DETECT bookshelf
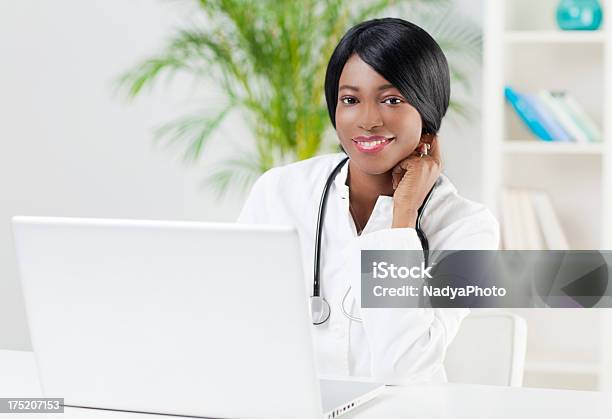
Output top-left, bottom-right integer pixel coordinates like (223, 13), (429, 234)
(483, 0), (612, 250)
(482, 0), (612, 391)
(502, 140), (604, 154)
(504, 30), (606, 43)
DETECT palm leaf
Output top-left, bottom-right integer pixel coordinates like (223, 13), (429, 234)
(153, 104), (232, 162)
(447, 99), (476, 122)
(115, 56), (189, 98)
(118, 0), (482, 196)
(205, 151), (262, 197)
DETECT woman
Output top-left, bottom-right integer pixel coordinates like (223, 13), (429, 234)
(237, 18), (499, 384)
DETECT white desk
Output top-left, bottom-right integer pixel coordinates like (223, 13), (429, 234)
(1, 349), (610, 419)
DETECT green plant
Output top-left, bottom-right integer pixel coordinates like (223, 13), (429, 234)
(117, 0), (481, 196)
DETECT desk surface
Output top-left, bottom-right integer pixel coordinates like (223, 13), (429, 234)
(1, 349), (610, 419)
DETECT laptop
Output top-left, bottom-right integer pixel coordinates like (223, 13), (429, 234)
(12, 216), (383, 419)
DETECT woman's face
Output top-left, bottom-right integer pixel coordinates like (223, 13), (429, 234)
(335, 53), (423, 175)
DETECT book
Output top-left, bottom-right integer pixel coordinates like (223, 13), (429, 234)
(510, 188), (526, 249)
(554, 92), (602, 143)
(500, 188), (516, 250)
(518, 189), (544, 250)
(505, 86), (555, 141)
(500, 188), (568, 250)
(538, 90), (590, 143)
(530, 191), (570, 250)
(523, 94), (572, 142)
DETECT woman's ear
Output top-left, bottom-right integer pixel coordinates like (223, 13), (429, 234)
(420, 132), (436, 145)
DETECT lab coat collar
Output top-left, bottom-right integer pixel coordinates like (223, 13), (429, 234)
(332, 155), (350, 200)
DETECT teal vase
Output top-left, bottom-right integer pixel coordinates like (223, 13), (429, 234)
(556, 0), (603, 30)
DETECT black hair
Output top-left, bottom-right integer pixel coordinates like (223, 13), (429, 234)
(324, 17), (450, 135)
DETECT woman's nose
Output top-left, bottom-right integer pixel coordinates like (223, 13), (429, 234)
(359, 120), (383, 132)
(358, 104), (383, 131)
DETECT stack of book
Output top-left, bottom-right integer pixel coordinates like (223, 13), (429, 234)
(500, 188), (569, 250)
(505, 86), (602, 143)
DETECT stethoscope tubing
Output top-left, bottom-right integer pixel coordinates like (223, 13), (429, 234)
(311, 156), (438, 325)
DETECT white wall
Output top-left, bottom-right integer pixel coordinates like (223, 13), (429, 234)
(0, 0), (485, 350)
(438, 0), (485, 201)
(0, 0), (249, 350)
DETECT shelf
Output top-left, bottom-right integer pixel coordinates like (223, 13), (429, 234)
(524, 361), (600, 375)
(505, 31), (606, 44)
(502, 141), (604, 154)
(484, 0), (612, 392)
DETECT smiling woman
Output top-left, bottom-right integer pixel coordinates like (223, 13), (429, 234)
(325, 18), (450, 146)
(334, 56), (436, 168)
(325, 19), (451, 232)
(237, 17), (499, 385)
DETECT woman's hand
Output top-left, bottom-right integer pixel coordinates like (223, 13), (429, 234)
(391, 135), (442, 229)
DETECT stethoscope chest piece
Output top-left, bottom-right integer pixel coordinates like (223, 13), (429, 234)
(310, 296), (331, 325)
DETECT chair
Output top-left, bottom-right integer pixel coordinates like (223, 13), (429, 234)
(443, 309), (527, 387)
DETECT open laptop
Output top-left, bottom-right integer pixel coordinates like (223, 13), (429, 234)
(12, 216), (383, 419)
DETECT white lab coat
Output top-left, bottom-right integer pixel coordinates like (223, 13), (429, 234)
(237, 153), (500, 385)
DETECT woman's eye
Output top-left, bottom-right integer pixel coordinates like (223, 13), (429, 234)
(340, 97), (358, 105)
(383, 97), (403, 105)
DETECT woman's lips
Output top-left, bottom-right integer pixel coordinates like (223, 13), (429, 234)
(352, 136), (395, 154)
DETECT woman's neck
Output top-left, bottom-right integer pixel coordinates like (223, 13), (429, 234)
(346, 161), (394, 206)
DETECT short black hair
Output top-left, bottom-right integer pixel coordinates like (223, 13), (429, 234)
(324, 17), (450, 135)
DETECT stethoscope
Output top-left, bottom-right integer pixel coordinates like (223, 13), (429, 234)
(310, 156), (439, 325)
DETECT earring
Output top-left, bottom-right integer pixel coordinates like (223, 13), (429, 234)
(418, 143), (431, 158)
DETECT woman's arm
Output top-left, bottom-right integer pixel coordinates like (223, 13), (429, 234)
(236, 169), (279, 224)
(343, 205), (500, 384)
